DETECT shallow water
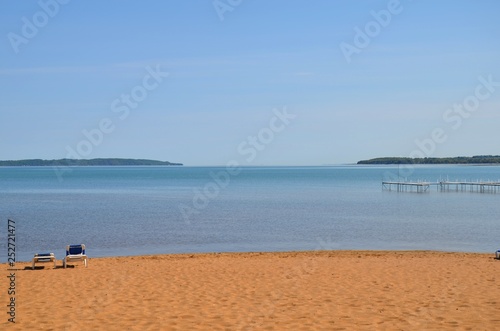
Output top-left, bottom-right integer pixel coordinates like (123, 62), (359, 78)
(1, 165), (499, 262)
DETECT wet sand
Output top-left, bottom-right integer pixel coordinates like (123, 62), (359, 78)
(2, 250), (499, 330)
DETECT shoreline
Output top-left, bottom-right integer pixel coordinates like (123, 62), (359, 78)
(3, 250), (499, 330)
(9, 248), (497, 264)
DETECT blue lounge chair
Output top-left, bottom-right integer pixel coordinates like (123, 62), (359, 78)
(63, 244), (88, 268)
(32, 253), (57, 270)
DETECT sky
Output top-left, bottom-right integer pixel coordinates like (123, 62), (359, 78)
(1, 0), (499, 166)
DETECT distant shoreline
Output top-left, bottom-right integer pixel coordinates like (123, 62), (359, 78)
(357, 155), (500, 165)
(0, 158), (183, 167)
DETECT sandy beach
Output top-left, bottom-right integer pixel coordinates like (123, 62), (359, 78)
(2, 250), (499, 330)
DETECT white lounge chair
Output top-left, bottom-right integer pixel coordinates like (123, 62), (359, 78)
(32, 253), (57, 270)
(63, 244), (88, 268)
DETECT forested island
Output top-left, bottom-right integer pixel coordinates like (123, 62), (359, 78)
(358, 155), (500, 165)
(0, 158), (183, 166)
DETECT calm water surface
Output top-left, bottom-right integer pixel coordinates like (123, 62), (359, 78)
(1, 165), (499, 262)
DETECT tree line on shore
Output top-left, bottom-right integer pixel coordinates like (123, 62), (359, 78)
(0, 158), (183, 166)
(357, 155), (500, 165)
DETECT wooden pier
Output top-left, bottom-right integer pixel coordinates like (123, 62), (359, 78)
(382, 180), (500, 194)
(382, 181), (432, 193)
(438, 181), (500, 193)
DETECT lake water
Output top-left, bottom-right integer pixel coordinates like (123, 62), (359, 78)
(1, 165), (499, 262)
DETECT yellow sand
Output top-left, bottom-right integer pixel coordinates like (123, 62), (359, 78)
(2, 251), (499, 330)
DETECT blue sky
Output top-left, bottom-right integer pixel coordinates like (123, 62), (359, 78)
(1, 0), (499, 165)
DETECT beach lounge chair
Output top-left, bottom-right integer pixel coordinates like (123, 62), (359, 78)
(63, 244), (88, 268)
(32, 253), (57, 270)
